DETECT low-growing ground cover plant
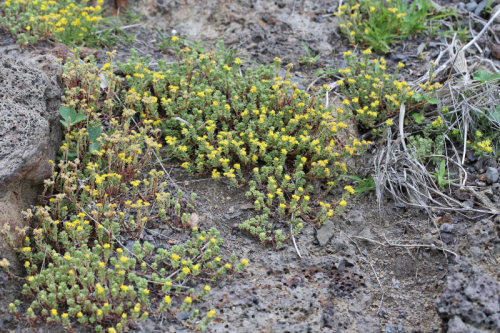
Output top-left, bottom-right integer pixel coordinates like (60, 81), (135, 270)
(335, 0), (451, 53)
(0, 0), (109, 47)
(1, 50), (248, 332)
(336, 50), (441, 132)
(117, 40), (372, 248)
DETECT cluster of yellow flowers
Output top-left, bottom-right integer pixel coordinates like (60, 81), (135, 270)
(338, 50), (439, 130)
(334, 0), (433, 53)
(0, 49), (251, 333)
(1, 0), (105, 46)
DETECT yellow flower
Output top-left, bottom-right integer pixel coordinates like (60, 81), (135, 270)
(184, 297), (192, 304)
(241, 259), (249, 266)
(51, 309), (57, 315)
(207, 310), (216, 318)
(339, 200), (347, 207)
(205, 285), (211, 291)
(182, 267), (190, 275)
(164, 295), (171, 303)
(172, 36), (179, 42)
(386, 119), (394, 126)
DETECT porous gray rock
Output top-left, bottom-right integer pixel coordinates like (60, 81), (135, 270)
(0, 53), (62, 315)
(467, 220), (497, 247)
(447, 316), (489, 333)
(346, 209), (365, 231)
(436, 258), (500, 332)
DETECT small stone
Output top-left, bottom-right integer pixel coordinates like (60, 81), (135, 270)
(481, 187), (494, 198)
(492, 43), (500, 59)
(316, 220), (335, 246)
(463, 200), (474, 208)
(326, 6), (336, 13)
(315, 16), (325, 23)
(385, 323), (397, 332)
(486, 167), (499, 184)
(466, 1), (478, 12)
(379, 308), (389, 318)
(476, 174), (487, 182)
(474, 0), (489, 15)
(457, 2), (466, 10)
(466, 150), (478, 162)
(474, 158), (485, 171)
(440, 232), (454, 244)
(438, 265), (444, 270)
(493, 4), (500, 24)
(440, 223), (454, 233)
(484, 157), (498, 168)
(276, 1), (286, 8)
(476, 180), (487, 187)
(398, 325), (403, 332)
(455, 189), (471, 201)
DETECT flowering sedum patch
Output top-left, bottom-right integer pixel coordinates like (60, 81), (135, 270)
(335, 0), (441, 53)
(117, 40), (371, 248)
(0, 0), (105, 46)
(337, 50), (441, 131)
(0, 51), (248, 332)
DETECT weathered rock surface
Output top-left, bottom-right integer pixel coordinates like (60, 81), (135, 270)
(0, 53), (62, 315)
(436, 254), (500, 332)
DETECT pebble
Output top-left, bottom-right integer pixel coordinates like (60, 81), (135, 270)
(440, 223), (454, 233)
(457, 2), (466, 10)
(315, 16), (325, 23)
(316, 220), (335, 246)
(486, 167), (499, 184)
(326, 6), (336, 13)
(466, 1), (478, 11)
(463, 200), (474, 208)
(493, 4), (500, 23)
(385, 323), (398, 333)
(474, 0), (490, 15)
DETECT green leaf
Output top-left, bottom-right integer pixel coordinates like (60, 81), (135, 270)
(313, 70), (325, 76)
(411, 113), (425, 124)
(489, 72), (500, 81)
(87, 126), (102, 142)
(87, 126), (102, 153)
(301, 41), (311, 57)
(59, 106), (86, 127)
(89, 142), (100, 153)
(423, 95), (439, 104)
(342, 175), (363, 183)
(72, 113), (87, 124)
(473, 70), (490, 83)
(413, 93), (424, 102)
(59, 106), (77, 121)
